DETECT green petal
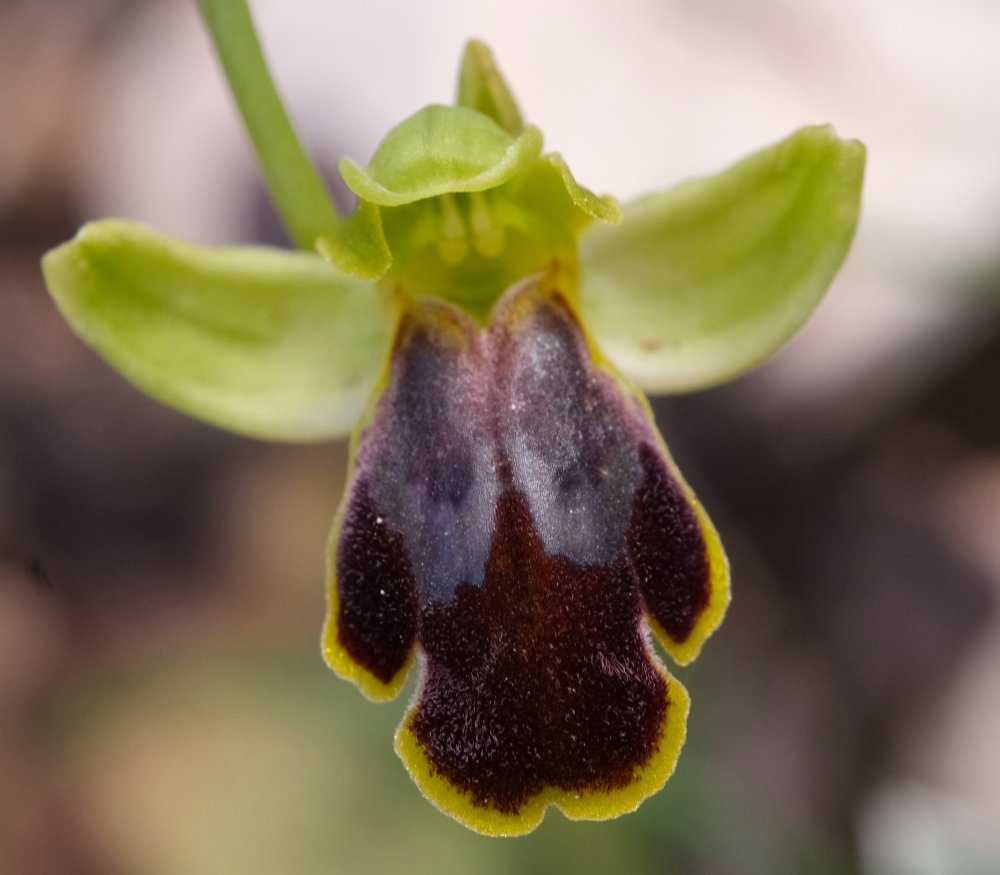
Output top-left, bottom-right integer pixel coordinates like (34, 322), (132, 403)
(543, 153), (621, 225)
(456, 40), (525, 135)
(42, 220), (391, 441)
(578, 125), (866, 392)
(315, 200), (392, 280)
(339, 105), (543, 206)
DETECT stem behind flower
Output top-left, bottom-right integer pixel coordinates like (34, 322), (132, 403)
(196, 0), (340, 249)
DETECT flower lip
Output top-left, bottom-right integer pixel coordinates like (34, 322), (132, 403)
(339, 104), (544, 207)
(324, 275), (730, 832)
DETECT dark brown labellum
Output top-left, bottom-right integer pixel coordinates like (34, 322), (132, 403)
(324, 276), (728, 834)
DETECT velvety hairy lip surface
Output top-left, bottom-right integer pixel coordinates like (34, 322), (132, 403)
(324, 277), (729, 834)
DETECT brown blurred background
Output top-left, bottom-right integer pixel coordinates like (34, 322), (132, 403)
(3, 1), (1000, 873)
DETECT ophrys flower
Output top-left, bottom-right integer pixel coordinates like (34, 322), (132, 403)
(40, 8), (864, 836)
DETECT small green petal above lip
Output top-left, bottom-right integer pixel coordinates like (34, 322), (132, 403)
(42, 220), (391, 441)
(545, 153), (622, 225)
(315, 199), (393, 280)
(578, 125), (866, 393)
(339, 105), (543, 206)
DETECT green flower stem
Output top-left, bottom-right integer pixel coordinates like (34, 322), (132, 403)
(196, 0), (340, 249)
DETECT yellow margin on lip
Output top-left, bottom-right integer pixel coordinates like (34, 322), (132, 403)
(647, 496), (730, 667)
(394, 652), (691, 836)
(321, 317), (408, 701)
(321, 294), (480, 702)
(614, 367), (731, 667)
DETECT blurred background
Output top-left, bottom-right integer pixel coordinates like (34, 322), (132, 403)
(3, 0), (1000, 872)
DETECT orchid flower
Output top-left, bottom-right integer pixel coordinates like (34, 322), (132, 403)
(40, 0), (865, 836)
